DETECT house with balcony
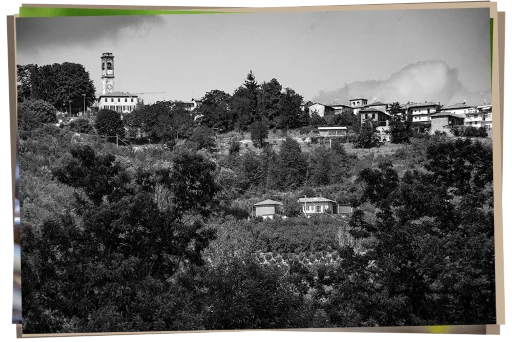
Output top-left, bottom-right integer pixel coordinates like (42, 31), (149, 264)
(440, 101), (476, 115)
(403, 101), (441, 122)
(467, 103), (492, 128)
(349, 98), (368, 115)
(359, 107), (390, 127)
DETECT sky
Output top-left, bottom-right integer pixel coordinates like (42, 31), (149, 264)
(16, 7), (491, 105)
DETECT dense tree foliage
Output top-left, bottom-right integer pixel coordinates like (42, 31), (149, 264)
(17, 63), (96, 113)
(123, 101), (194, 143)
(18, 99), (58, 124)
(68, 118), (95, 134)
(95, 109), (125, 140)
(250, 120), (269, 148)
(388, 103), (412, 143)
(353, 119), (379, 148)
(342, 138), (495, 325)
(19, 63), (496, 333)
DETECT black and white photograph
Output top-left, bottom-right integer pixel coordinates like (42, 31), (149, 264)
(14, 2), (498, 335)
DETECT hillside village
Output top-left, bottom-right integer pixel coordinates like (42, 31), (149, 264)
(18, 53), (493, 223)
(17, 55), (496, 332)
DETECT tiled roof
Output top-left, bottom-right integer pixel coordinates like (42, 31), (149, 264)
(430, 112), (466, 119)
(404, 102), (440, 109)
(441, 102), (473, 110)
(328, 104), (352, 108)
(359, 107), (389, 115)
(99, 91), (138, 97)
(367, 101), (387, 106)
(254, 199), (284, 206)
(297, 197), (336, 203)
(310, 103), (334, 109)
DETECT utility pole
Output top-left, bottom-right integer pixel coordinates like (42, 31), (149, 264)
(82, 93), (86, 118)
(116, 134), (119, 147)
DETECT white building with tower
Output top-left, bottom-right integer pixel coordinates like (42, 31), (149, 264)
(97, 52), (139, 114)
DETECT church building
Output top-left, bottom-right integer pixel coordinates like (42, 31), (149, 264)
(97, 52), (139, 114)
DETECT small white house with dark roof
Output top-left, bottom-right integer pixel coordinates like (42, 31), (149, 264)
(253, 199), (284, 219)
(298, 197), (337, 215)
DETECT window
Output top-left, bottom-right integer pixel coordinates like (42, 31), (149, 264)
(111, 98), (114, 102)
(131, 98), (134, 102)
(125, 98), (127, 102)
(316, 206), (321, 213)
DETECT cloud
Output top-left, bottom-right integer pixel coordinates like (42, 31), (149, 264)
(313, 60), (490, 106)
(16, 15), (164, 57)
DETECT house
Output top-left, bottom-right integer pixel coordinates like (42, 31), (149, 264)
(300, 100), (313, 112)
(359, 107), (390, 127)
(192, 98), (203, 108)
(467, 103), (492, 128)
(308, 103), (335, 117)
(365, 100), (388, 114)
(328, 104), (354, 115)
(350, 98), (368, 115)
(97, 91), (140, 115)
(403, 101), (441, 122)
(349, 98), (368, 107)
(317, 126), (348, 137)
(430, 112), (465, 135)
(253, 199), (284, 219)
(297, 197), (337, 215)
(440, 101), (476, 115)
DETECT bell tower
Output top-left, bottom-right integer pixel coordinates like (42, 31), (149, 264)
(101, 52), (115, 95)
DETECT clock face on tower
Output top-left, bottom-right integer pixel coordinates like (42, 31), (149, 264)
(107, 84), (113, 91)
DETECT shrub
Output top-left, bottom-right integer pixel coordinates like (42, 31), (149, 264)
(18, 99), (58, 124)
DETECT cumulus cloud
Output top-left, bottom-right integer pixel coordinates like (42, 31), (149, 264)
(314, 60), (490, 106)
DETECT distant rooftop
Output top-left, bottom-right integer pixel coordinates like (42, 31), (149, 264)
(430, 112), (466, 119)
(297, 197), (336, 203)
(367, 101), (387, 107)
(359, 107), (388, 115)
(440, 102), (474, 110)
(98, 91), (138, 97)
(317, 126), (348, 130)
(254, 199), (284, 206)
(403, 101), (440, 109)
